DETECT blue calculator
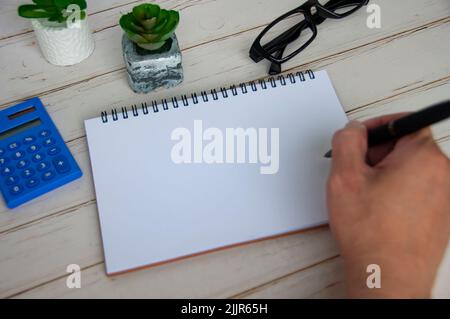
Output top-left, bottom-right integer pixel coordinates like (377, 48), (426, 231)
(0, 97), (82, 208)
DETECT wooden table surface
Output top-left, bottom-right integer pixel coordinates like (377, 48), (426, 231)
(1, 0), (450, 298)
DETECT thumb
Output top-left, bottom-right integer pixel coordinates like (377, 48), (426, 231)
(331, 121), (369, 174)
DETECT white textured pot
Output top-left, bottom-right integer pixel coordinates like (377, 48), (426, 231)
(31, 18), (95, 66)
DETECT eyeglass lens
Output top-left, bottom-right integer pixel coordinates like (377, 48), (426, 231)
(260, 11), (315, 60)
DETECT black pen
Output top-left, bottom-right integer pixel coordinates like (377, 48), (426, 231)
(324, 100), (450, 158)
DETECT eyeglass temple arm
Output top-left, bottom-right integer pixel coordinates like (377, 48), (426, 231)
(269, 48), (285, 75)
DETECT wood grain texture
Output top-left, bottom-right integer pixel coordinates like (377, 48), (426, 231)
(1, 0), (147, 40)
(10, 228), (339, 298)
(1, 0), (449, 108)
(232, 257), (345, 299)
(2, 10), (449, 234)
(0, 0), (449, 298)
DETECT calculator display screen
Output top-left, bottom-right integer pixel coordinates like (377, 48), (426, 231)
(0, 119), (42, 141)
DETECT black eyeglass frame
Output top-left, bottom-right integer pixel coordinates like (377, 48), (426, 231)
(250, 0), (369, 73)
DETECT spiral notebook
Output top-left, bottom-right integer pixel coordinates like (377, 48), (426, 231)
(85, 70), (347, 275)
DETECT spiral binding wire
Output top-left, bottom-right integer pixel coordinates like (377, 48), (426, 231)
(100, 70), (315, 123)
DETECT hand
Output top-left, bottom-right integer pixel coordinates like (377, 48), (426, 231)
(327, 114), (450, 298)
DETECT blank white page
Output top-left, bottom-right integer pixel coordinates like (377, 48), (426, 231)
(85, 70), (347, 275)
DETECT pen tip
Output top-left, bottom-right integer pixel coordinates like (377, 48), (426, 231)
(324, 150), (332, 158)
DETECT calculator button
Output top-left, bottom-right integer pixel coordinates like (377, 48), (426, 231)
(5, 175), (19, 186)
(21, 168), (35, 178)
(26, 178), (40, 189)
(8, 142), (20, 151)
(12, 151), (25, 160)
(9, 185), (23, 196)
(47, 146), (61, 156)
(32, 152), (45, 162)
(36, 161), (50, 172)
(23, 136), (36, 144)
(1, 166), (14, 176)
(39, 130), (51, 138)
(0, 157), (9, 167)
(53, 156), (71, 174)
(42, 170), (56, 181)
(42, 138), (56, 147)
(27, 144), (40, 153)
(16, 159), (30, 169)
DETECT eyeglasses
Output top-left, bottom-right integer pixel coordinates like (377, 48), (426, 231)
(249, 0), (370, 75)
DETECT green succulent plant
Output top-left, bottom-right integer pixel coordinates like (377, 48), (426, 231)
(18, 0), (87, 23)
(120, 3), (180, 51)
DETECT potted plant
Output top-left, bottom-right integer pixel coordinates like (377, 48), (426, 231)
(18, 0), (95, 66)
(120, 3), (183, 94)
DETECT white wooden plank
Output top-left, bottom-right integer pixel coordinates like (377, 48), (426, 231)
(2, 17), (450, 299)
(240, 241), (450, 298)
(1, 22), (450, 235)
(307, 281), (346, 299)
(2, 79), (446, 236)
(4, 104), (450, 298)
(349, 77), (450, 142)
(3, 14), (449, 146)
(1, 0), (144, 40)
(1, 0), (450, 299)
(3, 224), (338, 298)
(12, 220), (449, 299)
(2, 0), (298, 40)
(1, 0), (449, 107)
(235, 257), (345, 299)
(0, 0), (304, 106)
